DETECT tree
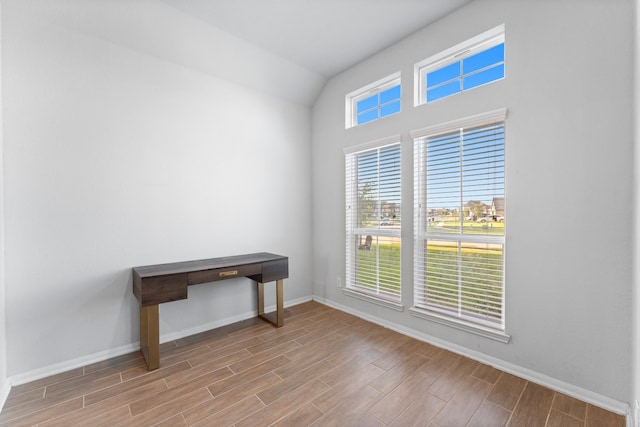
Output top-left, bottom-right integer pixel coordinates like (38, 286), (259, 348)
(466, 200), (487, 219)
(357, 181), (376, 228)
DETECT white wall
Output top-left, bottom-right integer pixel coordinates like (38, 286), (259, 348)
(0, 0), (8, 407)
(633, 0), (640, 421)
(312, 0), (633, 411)
(2, 1), (312, 379)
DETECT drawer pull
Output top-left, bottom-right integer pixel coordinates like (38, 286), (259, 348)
(219, 270), (238, 278)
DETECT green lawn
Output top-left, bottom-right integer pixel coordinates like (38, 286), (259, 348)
(355, 241), (503, 322)
(427, 218), (505, 236)
(355, 242), (401, 296)
(424, 244), (503, 321)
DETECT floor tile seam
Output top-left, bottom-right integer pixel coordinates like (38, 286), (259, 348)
(2, 388), (46, 411)
(483, 371), (510, 406)
(235, 354), (293, 377)
(549, 391), (560, 423)
(451, 374), (494, 406)
(147, 410), (184, 427)
(363, 409), (387, 426)
(189, 349), (252, 371)
(548, 407), (587, 425)
(463, 392), (504, 427)
(204, 340), (260, 356)
(472, 374), (500, 387)
(368, 360), (434, 396)
(543, 402), (554, 426)
(308, 401), (326, 420)
(422, 391), (450, 427)
(469, 363), (502, 385)
(213, 394), (267, 427)
(82, 376), (170, 414)
(255, 325), (310, 340)
(292, 371), (343, 402)
(171, 341), (221, 360)
(370, 352), (427, 372)
(42, 371), (123, 402)
(0, 394), (84, 426)
(304, 358), (340, 382)
(552, 398), (587, 422)
(245, 339), (303, 358)
(503, 378), (529, 426)
(166, 365), (237, 391)
(3, 386), (45, 406)
(130, 385), (213, 419)
(82, 358), (147, 377)
(125, 357), (195, 378)
(482, 398), (517, 424)
(0, 386), (90, 422)
(10, 370), (86, 396)
(584, 403), (625, 425)
(207, 364), (289, 398)
(260, 402), (307, 427)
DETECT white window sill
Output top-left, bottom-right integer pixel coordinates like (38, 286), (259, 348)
(410, 307), (511, 343)
(343, 289), (404, 312)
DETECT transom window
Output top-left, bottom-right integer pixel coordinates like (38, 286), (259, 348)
(345, 137), (401, 302)
(346, 73), (401, 128)
(415, 25), (505, 105)
(413, 109), (507, 337)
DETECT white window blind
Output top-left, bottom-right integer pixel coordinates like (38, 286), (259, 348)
(414, 114), (505, 330)
(346, 141), (401, 302)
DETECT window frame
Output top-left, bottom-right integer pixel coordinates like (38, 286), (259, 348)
(345, 72), (401, 129)
(411, 109), (510, 342)
(344, 136), (402, 307)
(414, 25), (505, 106)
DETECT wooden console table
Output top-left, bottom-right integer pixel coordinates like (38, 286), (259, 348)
(132, 252), (288, 370)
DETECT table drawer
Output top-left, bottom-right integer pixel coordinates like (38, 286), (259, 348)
(261, 258), (289, 282)
(188, 263), (262, 285)
(140, 273), (188, 306)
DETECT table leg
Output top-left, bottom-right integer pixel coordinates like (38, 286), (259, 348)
(257, 280), (284, 328)
(276, 279), (283, 327)
(140, 304), (160, 370)
(257, 282), (265, 316)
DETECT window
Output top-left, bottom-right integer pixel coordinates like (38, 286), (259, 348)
(346, 73), (401, 128)
(345, 137), (401, 303)
(415, 25), (505, 105)
(413, 109), (507, 339)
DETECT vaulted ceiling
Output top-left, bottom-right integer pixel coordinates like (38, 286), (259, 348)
(22, 0), (471, 106)
(163, 0), (472, 78)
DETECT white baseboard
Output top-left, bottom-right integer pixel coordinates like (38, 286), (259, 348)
(8, 341), (142, 387)
(0, 380), (10, 412)
(313, 296), (631, 423)
(7, 295), (313, 388)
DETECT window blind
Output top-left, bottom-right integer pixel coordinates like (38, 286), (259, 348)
(346, 142), (401, 301)
(414, 121), (505, 329)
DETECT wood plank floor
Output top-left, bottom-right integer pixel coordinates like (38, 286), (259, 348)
(0, 301), (627, 426)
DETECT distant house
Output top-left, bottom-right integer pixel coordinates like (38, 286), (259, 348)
(465, 200), (489, 219)
(491, 197), (505, 217)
